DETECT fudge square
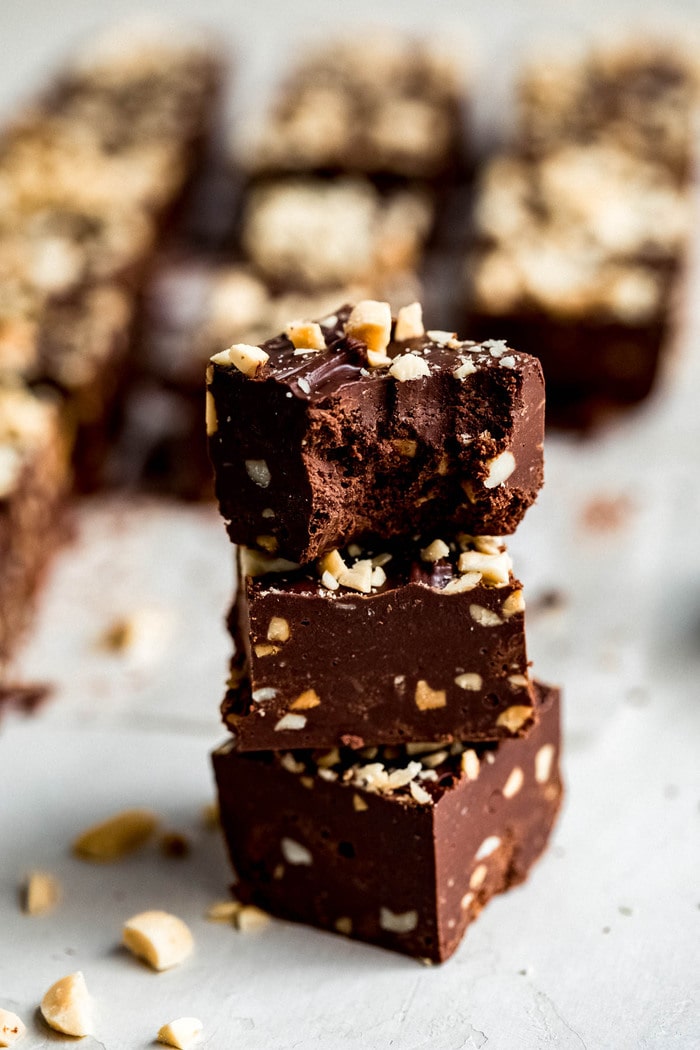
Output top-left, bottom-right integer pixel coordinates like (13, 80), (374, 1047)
(465, 145), (689, 425)
(225, 534), (535, 751)
(516, 39), (699, 182)
(213, 681), (562, 963)
(207, 301), (544, 563)
(0, 385), (70, 667)
(246, 33), (467, 182)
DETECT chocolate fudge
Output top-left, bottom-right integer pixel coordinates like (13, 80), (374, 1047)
(207, 302), (545, 562)
(241, 178), (433, 292)
(213, 681), (562, 963)
(465, 144), (690, 425)
(246, 33), (467, 183)
(0, 25), (222, 487)
(224, 534), (535, 750)
(465, 40), (698, 425)
(517, 40), (699, 181)
(0, 386), (70, 669)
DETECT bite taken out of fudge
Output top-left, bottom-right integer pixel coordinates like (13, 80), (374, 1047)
(207, 301), (545, 563)
(224, 534), (535, 751)
(213, 680), (563, 964)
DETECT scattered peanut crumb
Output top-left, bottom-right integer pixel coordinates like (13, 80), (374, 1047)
(206, 900), (242, 923)
(40, 972), (93, 1037)
(0, 1008), (26, 1046)
(98, 607), (172, 663)
(23, 870), (61, 915)
(122, 910), (194, 971)
(158, 1017), (203, 1049)
(236, 905), (270, 932)
(73, 809), (158, 862)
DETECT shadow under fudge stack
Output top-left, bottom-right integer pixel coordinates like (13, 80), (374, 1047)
(208, 299), (562, 963)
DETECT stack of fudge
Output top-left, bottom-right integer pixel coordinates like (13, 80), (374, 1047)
(465, 40), (699, 426)
(208, 299), (563, 962)
(118, 33), (469, 498)
(0, 27), (221, 674)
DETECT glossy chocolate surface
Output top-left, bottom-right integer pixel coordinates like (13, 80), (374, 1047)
(208, 306), (545, 562)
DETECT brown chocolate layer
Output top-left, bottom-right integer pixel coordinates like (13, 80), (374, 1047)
(225, 534), (535, 749)
(213, 681), (562, 963)
(208, 305), (545, 562)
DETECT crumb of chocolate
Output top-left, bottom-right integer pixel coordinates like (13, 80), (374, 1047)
(580, 494), (635, 532)
(159, 832), (191, 858)
(0, 681), (52, 720)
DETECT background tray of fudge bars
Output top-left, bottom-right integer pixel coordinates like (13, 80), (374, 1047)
(1, 4), (699, 1050)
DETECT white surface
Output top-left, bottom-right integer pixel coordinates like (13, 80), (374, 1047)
(2, 2), (700, 1048)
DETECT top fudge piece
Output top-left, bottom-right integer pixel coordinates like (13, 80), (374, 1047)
(247, 33), (466, 181)
(207, 301), (545, 563)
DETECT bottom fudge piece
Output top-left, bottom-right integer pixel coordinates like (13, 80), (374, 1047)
(213, 681), (562, 963)
(0, 386), (70, 669)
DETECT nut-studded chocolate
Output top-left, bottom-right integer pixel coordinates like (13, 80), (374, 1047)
(213, 681), (563, 963)
(224, 532), (536, 750)
(208, 302), (545, 563)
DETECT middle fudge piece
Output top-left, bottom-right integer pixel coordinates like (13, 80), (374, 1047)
(207, 302), (545, 563)
(224, 534), (534, 751)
